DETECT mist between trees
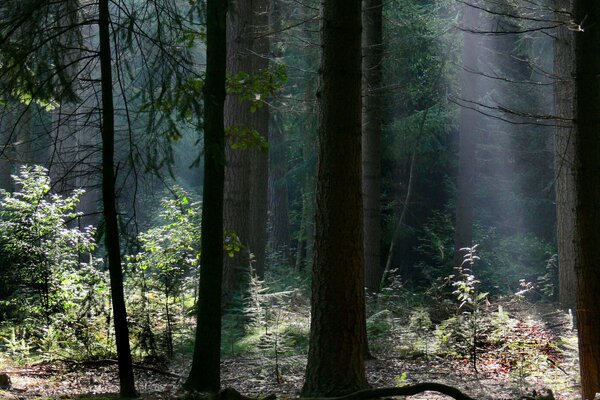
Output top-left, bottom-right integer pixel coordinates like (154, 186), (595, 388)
(0, 0), (598, 399)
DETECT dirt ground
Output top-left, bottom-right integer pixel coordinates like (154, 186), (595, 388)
(0, 301), (580, 400)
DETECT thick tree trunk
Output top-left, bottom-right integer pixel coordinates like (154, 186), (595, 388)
(184, 0), (227, 392)
(553, 0), (577, 312)
(453, 4), (479, 268)
(573, 1), (600, 398)
(301, 0), (368, 396)
(98, 0), (136, 397)
(248, 0), (270, 279)
(222, 0), (256, 296)
(362, 0), (383, 292)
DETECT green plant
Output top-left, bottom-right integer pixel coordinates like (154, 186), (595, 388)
(450, 245), (488, 371)
(127, 186), (201, 357)
(408, 308), (432, 356)
(0, 165), (99, 324)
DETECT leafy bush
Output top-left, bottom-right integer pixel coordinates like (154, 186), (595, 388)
(0, 165), (99, 322)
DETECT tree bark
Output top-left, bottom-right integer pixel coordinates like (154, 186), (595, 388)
(268, 117), (292, 265)
(184, 0), (228, 392)
(98, 0), (136, 397)
(573, 1), (600, 398)
(453, 4), (480, 269)
(248, 0), (271, 279)
(362, 0), (383, 293)
(223, 0), (253, 296)
(301, 0), (368, 395)
(553, 0), (577, 312)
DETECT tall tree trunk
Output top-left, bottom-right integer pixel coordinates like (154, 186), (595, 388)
(267, 0), (291, 266)
(248, 0), (270, 279)
(0, 109), (15, 191)
(268, 116), (292, 265)
(223, 0), (253, 297)
(301, 0), (368, 396)
(573, 1), (600, 398)
(98, 0), (136, 397)
(184, 0), (227, 391)
(362, 0), (383, 292)
(553, 0), (577, 312)
(453, 4), (480, 268)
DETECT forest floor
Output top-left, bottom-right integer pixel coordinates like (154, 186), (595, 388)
(0, 300), (580, 400)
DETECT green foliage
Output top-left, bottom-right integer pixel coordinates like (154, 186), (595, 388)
(225, 125), (269, 153)
(0, 165), (99, 321)
(475, 230), (556, 296)
(128, 187), (202, 296)
(0, 166), (112, 361)
(227, 64), (288, 112)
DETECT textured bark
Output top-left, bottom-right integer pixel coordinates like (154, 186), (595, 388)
(453, 4), (479, 268)
(184, 0), (227, 392)
(266, 0), (291, 266)
(98, 0), (136, 397)
(553, 0), (577, 312)
(0, 109), (15, 191)
(301, 0), (368, 396)
(573, 1), (600, 398)
(362, 0), (383, 292)
(223, 0), (254, 296)
(248, 0), (270, 278)
(268, 117), (292, 265)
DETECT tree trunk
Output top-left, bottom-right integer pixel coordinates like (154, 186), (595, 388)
(223, 0), (254, 297)
(301, 0), (368, 396)
(0, 108), (15, 191)
(362, 0), (383, 293)
(453, 4), (480, 269)
(268, 116), (292, 265)
(248, 0), (270, 279)
(183, 0), (228, 393)
(573, 1), (600, 398)
(98, 0), (136, 397)
(267, 1), (292, 266)
(553, 0), (577, 312)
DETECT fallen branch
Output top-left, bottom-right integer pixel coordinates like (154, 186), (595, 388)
(304, 383), (476, 400)
(66, 359), (181, 378)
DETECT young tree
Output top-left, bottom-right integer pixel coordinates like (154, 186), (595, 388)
(98, 0), (136, 396)
(301, 0), (369, 395)
(572, 0), (600, 398)
(184, 0), (228, 392)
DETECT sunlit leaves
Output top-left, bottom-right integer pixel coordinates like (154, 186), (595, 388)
(0, 165), (99, 321)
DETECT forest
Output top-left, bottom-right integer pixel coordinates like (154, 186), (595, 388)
(0, 0), (598, 399)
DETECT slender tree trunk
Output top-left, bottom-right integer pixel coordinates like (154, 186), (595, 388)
(453, 4), (480, 268)
(573, 1), (600, 398)
(98, 0), (136, 397)
(0, 109), (15, 191)
(268, 117), (292, 265)
(248, 0), (270, 279)
(223, 0), (253, 297)
(362, 0), (383, 293)
(301, 0), (368, 395)
(553, 0), (577, 312)
(267, 1), (292, 266)
(183, 0), (227, 393)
